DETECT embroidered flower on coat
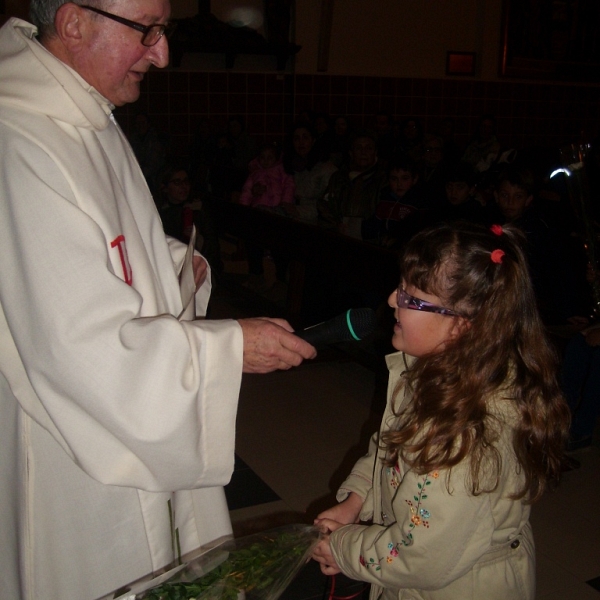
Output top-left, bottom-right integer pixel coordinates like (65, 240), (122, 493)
(359, 472), (436, 569)
(386, 464), (402, 489)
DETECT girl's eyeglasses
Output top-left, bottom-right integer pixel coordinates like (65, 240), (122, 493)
(396, 287), (461, 317)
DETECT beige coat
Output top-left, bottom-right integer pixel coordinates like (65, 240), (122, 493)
(330, 352), (535, 600)
(0, 19), (243, 600)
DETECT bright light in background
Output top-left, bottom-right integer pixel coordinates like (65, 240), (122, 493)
(225, 7), (264, 29)
(550, 168), (571, 178)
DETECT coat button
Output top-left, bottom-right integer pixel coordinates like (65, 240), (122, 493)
(510, 539), (520, 549)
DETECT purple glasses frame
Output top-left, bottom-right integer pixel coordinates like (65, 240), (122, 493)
(396, 287), (461, 317)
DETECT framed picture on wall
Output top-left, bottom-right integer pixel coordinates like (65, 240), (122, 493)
(446, 52), (476, 76)
(500, 0), (600, 81)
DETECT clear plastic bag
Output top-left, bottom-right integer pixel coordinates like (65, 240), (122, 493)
(126, 524), (320, 600)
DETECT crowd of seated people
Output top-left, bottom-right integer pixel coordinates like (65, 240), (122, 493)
(158, 111), (597, 330)
(149, 110), (600, 454)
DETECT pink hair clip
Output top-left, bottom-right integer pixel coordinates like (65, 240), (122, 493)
(490, 224), (503, 236)
(491, 249), (505, 264)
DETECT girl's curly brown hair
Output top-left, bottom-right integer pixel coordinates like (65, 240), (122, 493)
(383, 221), (570, 503)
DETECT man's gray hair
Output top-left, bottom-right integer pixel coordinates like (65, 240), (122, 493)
(29, 0), (105, 37)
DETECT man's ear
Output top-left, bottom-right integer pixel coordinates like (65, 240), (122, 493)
(54, 3), (85, 52)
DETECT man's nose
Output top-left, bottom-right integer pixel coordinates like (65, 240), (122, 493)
(147, 35), (169, 69)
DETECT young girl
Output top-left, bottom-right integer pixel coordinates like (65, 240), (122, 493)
(239, 143), (295, 209)
(312, 221), (569, 599)
(238, 143), (294, 288)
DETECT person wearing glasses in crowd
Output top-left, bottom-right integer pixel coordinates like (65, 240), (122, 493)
(312, 222), (569, 600)
(0, 2), (315, 599)
(157, 163), (224, 281)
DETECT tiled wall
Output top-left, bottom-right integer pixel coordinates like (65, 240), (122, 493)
(116, 71), (600, 157)
(117, 71), (295, 156)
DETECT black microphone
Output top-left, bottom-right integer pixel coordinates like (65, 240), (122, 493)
(295, 308), (376, 346)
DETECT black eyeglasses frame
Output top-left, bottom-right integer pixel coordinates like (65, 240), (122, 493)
(80, 5), (174, 47)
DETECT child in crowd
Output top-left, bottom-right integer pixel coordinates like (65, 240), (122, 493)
(239, 142), (295, 209)
(462, 114), (501, 173)
(239, 143), (294, 290)
(283, 123), (338, 222)
(312, 221), (569, 599)
(367, 155), (427, 247)
(435, 160), (487, 225)
(157, 164), (223, 278)
(490, 165), (591, 326)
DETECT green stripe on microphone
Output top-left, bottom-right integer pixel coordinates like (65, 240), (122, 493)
(346, 309), (361, 340)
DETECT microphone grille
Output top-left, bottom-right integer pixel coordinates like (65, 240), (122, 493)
(347, 308), (377, 340)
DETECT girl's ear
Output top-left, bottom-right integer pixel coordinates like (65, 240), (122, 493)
(450, 316), (471, 340)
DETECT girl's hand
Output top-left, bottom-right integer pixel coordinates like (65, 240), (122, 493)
(314, 492), (363, 526)
(312, 519), (343, 575)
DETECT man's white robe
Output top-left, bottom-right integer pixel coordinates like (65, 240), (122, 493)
(0, 18), (243, 600)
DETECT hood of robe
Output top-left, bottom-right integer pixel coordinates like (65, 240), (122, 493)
(0, 17), (111, 130)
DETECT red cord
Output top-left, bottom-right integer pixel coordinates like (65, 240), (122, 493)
(327, 574), (369, 600)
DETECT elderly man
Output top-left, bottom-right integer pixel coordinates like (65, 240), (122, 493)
(0, 2), (315, 599)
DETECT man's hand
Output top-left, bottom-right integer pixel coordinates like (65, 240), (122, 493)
(192, 255), (208, 290)
(238, 318), (316, 373)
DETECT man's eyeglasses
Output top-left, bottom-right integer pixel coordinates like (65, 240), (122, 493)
(81, 5), (175, 47)
(396, 287), (461, 317)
